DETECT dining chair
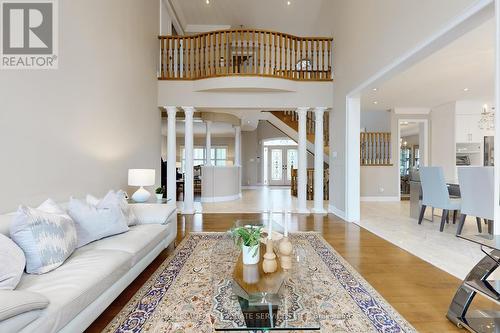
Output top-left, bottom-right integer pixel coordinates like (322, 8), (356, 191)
(418, 167), (461, 232)
(456, 167), (494, 235)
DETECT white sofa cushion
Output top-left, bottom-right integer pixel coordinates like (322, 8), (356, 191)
(0, 308), (43, 333)
(17, 248), (132, 333)
(10, 205), (78, 274)
(67, 195), (129, 248)
(82, 224), (170, 266)
(0, 290), (49, 321)
(130, 202), (176, 225)
(0, 234), (25, 289)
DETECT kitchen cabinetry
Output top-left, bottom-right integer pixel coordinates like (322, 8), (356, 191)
(455, 114), (482, 143)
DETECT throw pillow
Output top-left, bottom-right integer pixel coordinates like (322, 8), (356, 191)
(10, 203), (78, 274)
(86, 191), (137, 226)
(0, 234), (25, 289)
(68, 195), (129, 248)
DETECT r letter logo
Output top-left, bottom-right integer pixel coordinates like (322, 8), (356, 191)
(1, 0), (58, 69)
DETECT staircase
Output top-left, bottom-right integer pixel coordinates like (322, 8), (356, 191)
(266, 110), (330, 158)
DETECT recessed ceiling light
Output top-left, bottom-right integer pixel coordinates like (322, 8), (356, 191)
(287, 1), (291, 5)
(206, 0), (210, 4)
(373, 101), (378, 105)
(463, 87), (469, 92)
(372, 88), (378, 92)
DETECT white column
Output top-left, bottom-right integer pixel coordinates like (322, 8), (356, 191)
(182, 106), (195, 214)
(313, 107), (327, 213)
(166, 106), (177, 203)
(234, 125), (241, 166)
(205, 120), (212, 166)
(297, 107), (309, 213)
(494, 0), (500, 235)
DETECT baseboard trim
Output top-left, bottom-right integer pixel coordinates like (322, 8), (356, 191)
(328, 205), (346, 220)
(360, 196), (399, 202)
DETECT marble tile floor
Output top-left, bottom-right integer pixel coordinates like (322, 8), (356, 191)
(176, 187), (486, 280)
(176, 186), (329, 213)
(358, 201), (485, 280)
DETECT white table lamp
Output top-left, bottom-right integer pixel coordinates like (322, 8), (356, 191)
(128, 169), (155, 202)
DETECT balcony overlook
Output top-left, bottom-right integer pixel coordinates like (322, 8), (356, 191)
(159, 29), (332, 81)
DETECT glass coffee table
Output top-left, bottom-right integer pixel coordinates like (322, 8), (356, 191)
(448, 233), (500, 333)
(210, 230), (320, 332)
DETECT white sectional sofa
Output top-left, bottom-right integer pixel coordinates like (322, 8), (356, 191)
(0, 202), (177, 333)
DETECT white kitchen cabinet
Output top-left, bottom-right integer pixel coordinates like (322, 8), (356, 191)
(455, 114), (482, 143)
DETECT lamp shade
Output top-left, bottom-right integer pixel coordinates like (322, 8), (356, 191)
(128, 169), (155, 186)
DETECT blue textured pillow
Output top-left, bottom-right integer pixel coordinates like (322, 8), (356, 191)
(10, 203), (77, 274)
(68, 193), (129, 248)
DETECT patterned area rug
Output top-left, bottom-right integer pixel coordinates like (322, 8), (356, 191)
(103, 232), (417, 333)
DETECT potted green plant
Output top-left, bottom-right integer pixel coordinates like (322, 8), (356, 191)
(231, 226), (262, 265)
(155, 186), (165, 201)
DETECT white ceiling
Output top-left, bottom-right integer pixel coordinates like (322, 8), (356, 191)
(361, 18), (495, 112)
(169, 0), (331, 36)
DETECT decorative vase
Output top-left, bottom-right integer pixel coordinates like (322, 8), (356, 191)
(279, 236), (293, 270)
(242, 244), (260, 265)
(155, 193), (163, 201)
(262, 239), (278, 273)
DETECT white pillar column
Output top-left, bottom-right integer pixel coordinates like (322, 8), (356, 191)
(297, 107), (309, 213)
(182, 106), (195, 214)
(166, 106), (177, 203)
(205, 120), (212, 166)
(234, 125), (241, 166)
(494, 0), (500, 234)
(313, 107), (327, 213)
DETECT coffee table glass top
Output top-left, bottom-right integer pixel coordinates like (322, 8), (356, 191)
(210, 232), (320, 331)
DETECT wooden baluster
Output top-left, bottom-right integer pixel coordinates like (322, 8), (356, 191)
(268, 32), (272, 75)
(328, 39), (332, 79)
(257, 31), (261, 75)
(160, 38), (165, 79)
(245, 30), (249, 74)
(228, 31), (232, 75)
(164, 38), (169, 79)
(360, 133), (364, 165)
(208, 33), (212, 76)
(218, 32), (222, 75)
(278, 34), (282, 77)
(273, 33), (277, 76)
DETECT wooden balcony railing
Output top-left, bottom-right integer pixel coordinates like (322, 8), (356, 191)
(159, 29), (332, 81)
(360, 132), (392, 166)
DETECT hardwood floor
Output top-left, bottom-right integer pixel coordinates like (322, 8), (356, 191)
(86, 213), (477, 333)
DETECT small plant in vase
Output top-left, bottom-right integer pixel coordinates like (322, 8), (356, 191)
(155, 186), (165, 201)
(231, 226), (262, 265)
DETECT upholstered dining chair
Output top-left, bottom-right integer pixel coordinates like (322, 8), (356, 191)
(418, 167), (461, 232)
(456, 166), (494, 235)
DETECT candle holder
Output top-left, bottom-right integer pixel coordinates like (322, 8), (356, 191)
(279, 236), (293, 270)
(262, 238), (278, 273)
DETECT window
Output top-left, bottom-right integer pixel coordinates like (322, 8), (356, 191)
(180, 146), (228, 173)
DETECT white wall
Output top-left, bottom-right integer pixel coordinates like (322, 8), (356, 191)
(430, 102), (457, 180)
(0, 0), (160, 212)
(360, 110), (391, 132)
(321, 0), (477, 216)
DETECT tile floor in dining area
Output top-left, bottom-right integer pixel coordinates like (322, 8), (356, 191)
(177, 186), (485, 280)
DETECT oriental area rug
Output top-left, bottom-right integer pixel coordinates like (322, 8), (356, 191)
(103, 232), (417, 333)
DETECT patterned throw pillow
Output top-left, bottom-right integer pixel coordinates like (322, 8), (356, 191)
(10, 203), (77, 274)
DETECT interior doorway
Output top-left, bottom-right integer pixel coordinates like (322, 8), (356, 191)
(263, 138), (298, 186)
(398, 119), (429, 200)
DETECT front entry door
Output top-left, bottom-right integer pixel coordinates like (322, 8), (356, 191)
(268, 146), (298, 186)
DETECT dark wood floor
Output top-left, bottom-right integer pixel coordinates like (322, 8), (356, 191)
(85, 213), (486, 333)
